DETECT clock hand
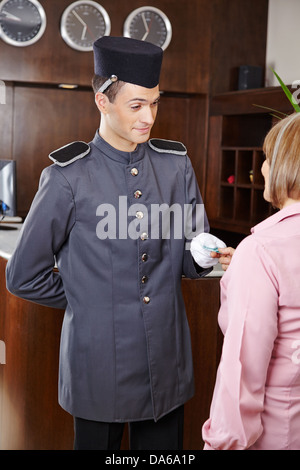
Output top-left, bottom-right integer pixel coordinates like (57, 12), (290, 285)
(72, 9), (95, 41)
(142, 30), (149, 41)
(141, 17), (153, 41)
(142, 13), (149, 33)
(0, 11), (22, 22)
(81, 25), (87, 40)
(72, 9), (86, 28)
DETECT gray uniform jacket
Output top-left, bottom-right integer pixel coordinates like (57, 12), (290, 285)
(6, 131), (211, 422)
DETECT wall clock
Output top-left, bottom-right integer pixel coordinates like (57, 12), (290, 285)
(123, 6), (172, 51)
(0, 0), (46, 47)
(60, 0), (111, 52)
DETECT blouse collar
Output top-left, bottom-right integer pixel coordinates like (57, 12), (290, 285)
(252, 201), (300, 234)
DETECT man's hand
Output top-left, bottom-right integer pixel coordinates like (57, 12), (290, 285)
(190, 233), (226, 269)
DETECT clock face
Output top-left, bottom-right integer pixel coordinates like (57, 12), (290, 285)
(123, 6), (172, 51)
(61, 0), (111, 52)
(0, 0), (46, 47)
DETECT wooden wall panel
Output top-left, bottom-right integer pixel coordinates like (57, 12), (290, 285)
(0, 0), (93, 87)
(12, 85), (99, 216)
(0, 0), (213, 93)
(0, 0), (268, 93)
(0, 82), (13, 160)
(204, 115), (223, 224)
(152, 93), (209, 195)
(106, 0), (213, 94)
(210, 0), (269, 94)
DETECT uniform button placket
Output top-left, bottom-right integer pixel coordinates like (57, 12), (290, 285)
(134, 190), (142, 199)
(136, 211), (144, 219)
(130, 167), (139, 176)
(132, 164), (150, 306)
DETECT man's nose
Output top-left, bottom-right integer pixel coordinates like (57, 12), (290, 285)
(140, 106), (155, 124)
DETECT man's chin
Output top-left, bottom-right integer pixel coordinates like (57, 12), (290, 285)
(134, 132), (151, 144)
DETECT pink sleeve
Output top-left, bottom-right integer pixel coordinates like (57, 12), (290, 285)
(202, 236), (279, 450)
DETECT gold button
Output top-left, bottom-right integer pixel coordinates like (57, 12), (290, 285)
(143, 296), (150, 304)
(141, 275), (148, 284)
(131, 168), (139, 176)
(134, 190), (142, 199)
(141, 232), (148, 240)
(142, 253), (148, 262)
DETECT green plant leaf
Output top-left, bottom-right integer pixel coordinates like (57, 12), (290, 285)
(271, 68), (300, 113)
(252, 103), (287, 119)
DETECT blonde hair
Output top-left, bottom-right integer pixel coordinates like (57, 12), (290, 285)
(263, 112), (300, 208)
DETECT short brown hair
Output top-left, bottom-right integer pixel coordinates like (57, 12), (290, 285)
(263, 112), (300, 208)
(92, 75), (125, 103)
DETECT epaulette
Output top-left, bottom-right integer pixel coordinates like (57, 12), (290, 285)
(148, 138), (187, 156)
(49, 141), (90, 167)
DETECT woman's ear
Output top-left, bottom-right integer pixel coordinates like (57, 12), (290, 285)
(95, 92), (109, 114)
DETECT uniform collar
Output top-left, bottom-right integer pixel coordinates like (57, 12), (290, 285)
(251, 201), (300, 234)
(92, 130), (145, 164)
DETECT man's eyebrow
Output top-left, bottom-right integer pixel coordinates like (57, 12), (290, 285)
(126, 96), (160, 104)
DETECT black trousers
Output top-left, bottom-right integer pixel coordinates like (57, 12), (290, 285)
(74, 406), (184, 450)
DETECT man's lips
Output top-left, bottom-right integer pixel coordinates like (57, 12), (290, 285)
(134, 127), (151, 133)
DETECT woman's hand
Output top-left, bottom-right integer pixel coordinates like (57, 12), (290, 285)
(210, 247), (235, 271)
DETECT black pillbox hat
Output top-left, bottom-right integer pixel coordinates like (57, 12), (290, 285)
(93, 36), (163, 89)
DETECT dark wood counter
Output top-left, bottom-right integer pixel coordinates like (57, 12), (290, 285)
(0, 256), (222, 450)
(0, 256), (73, 450)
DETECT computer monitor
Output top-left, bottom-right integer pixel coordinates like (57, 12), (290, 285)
(0, 159), (17, 218)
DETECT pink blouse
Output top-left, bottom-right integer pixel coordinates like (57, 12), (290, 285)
(202, 203), (300, 450)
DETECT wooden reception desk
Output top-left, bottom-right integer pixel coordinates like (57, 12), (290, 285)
(0, 226), (222, 450)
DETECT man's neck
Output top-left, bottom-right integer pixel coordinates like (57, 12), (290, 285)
(98, 128), (137, 153)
